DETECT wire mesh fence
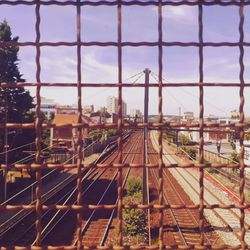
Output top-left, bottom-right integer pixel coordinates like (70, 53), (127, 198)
(0, 0), (250, 249)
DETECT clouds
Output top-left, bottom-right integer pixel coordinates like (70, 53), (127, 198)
(1, 4), (250, 116)
(162, 5), (197, 23)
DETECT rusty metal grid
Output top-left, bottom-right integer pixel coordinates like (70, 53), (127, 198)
(0, 0), (249, 249)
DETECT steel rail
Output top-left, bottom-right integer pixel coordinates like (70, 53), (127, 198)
(163, 140), (250, 191)
(150, 162), (188, 247)
(0, 142), (35, 156)
(150, 131), (219, 246)
(1, 139), (99, 207)
(99, 133), (143, 246)
(11, 171), (96, 245)
(0, 173), (76, 239)
(162, 161), (213, 246)
(154, 132), (250, 244)
(15, 134), (132, 245)
(73, 132), (141, 246)
(39, 132), (135, 245)
(0, 139), (109, 242)
(162, 135), (250, 210)
(173, 165), (250, 242)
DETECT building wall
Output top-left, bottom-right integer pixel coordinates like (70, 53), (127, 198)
(107, 96), (118, 115)
(107, 96), (127, 117)
(236, 142), (250, 165)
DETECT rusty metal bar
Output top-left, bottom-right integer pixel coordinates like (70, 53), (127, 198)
(34, 0), (42, 246)
(2, 82), (250, 88)
(239, 1), (246, 248)
(1, 203), (250, 212)
(3, 41), (250, 47)
(117, 0), (123, 246)
(0, 0), (249, 249)
(2, 162), (250, 171)
(198, 1), (205, 245)
(157, 1), (164, 248)
(0, 0), (249, 7)
(75, 1), (84, 248)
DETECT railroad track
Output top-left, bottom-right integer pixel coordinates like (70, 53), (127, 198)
(148, 139), (217, 248)
(39, 131), (143, 247)
(151, 130), (250, 247)
(73, 132), (143, 247)
(0, 133), (132, 246)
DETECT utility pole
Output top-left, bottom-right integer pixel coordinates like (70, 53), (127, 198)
(143, 68), (150, 205)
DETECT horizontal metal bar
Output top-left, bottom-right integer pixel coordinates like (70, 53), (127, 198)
(1, 162), (249, 170)
(0, 203), (249, 211)
(1, 122), (249, 129)
(1, 82), (250, 88)
(0, 0), (249, 7)
(1, 41), (250, 47)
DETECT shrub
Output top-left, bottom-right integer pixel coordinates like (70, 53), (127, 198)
(231, 150), (239, 163)
(179, 134), (192, 146)
(123, 192), (147, 237)
(125, 177), (142, 196)
(181, 146), (197, 160)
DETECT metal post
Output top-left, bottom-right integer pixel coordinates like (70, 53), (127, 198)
(143, 68), (150, 205)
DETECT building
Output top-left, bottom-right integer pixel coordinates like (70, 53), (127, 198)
(230, 109), (240, 119)
(51, 114), (90, 150)
(89, 111), (111, 124)
(183, 112), (194, 121)
(56, 105), (78, 115)
(106, 96), (127, 117)
(83, 105), (94, 114)
(32, 97), (56, 120)
(130, 109), (143, 118)
(236, 141), (250, 166)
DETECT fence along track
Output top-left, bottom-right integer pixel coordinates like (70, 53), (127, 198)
(148, 137), (217, 248)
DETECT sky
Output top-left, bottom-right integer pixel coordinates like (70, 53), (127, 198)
(1, 2), (250, 117)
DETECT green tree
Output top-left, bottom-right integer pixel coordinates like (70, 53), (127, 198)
(0, 20), (34, 163)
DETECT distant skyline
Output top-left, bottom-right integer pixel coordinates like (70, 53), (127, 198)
(1, 4), (250, 116)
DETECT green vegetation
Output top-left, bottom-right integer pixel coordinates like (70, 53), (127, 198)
(123, 177), (148, 242)
(125, 177), (142, 196)
(245, 132), (250, 141)
(88, 129), (118, 141)
(163, 130), (178, 144)
(178, 134), (193, 146)
(0, 20), (35, 164)
(180, 146), (197, 160)
(231, 150), (240, 163)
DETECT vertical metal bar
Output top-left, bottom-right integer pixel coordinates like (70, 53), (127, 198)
(34, 0), (42, 245)
(4, 90), (8, 201)
(198, 1), (205, 245)
(158, 0), (164, 249)
(143, 68), (150, 205)
(76, 1), (83, 248)
(239, 1), (246, 248)
(117, 0), (123, 246)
